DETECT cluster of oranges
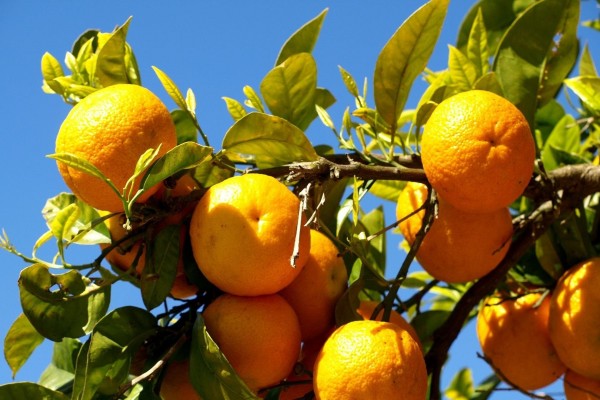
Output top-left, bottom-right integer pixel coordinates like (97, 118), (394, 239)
(477, 257), (600, 399)
(54, 83), (429, 399)
(397, 90), (536, 283)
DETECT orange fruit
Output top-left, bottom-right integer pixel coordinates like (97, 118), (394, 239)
(549, 258), (600, 380)
(102, 175), (200, 299)
(476, 292), (566, 390)
(356, 300), (422, 351)
(421, 90), (535, 213)
(202, 293), (302, 392)
(564, 369), (600, 400)
(160, 359), (201, 400)
(189, 173), (310, 296)
(55, 84), (177, 212)
(313, 320), (426, 400)
(396, 182), (513, 283)
(396, 181), (429, 244)
(279, 229), (348, 341)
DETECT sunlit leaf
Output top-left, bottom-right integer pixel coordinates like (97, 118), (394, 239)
(447, 45), (477, 90)
(466, 8), (489, 77)
(43, 193), (110, 246)
(4, 313), (44, 378)
(535, 231), (564, 280)
(19, 264), (110, 341)
(190, 315), (258, 399)
(95, 17), (133, 86)
(579, 44), (598, 77)
(222, 97), (247, 121)
(152, 66), (187, 111)
(456, 0), (535, 56)
(141, 142), (213, 191)
(339, 66), (359, 98)
(374, 0), (449, 129)
(0, 383), (69, 400)
(564, 76), (600, 114)
(444, 368), (474, 400)
(242, 85), (265, 113)
(275, 9), (328, 65)
(261, 53), (317, 130)
(493, 0), (579, 127)
(222, 112), (318, 168)
(369, 180), (405, 202)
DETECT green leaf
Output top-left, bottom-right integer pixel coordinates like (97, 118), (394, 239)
(339, 66), (359, 98)
(41, 193), (111, 246)
(222, 97), (248, 121)
(493, 0), (580, 128)
(222, 112), (318, 168)
(260, 53), (317, 130)
(4, 313), (44, 378)
(360, 207), (386, 277)
(374, 0), (449, 129)
(541, 114), (581, 170)
(141, 142), (213, 192)
(473, 71), (503, 95)
(171, 109), (198, 144)
(334, 280), (364, 326)
(565, 76), (600, 114)
(190, 314), (258, 400)
(19, 264), (110, 341)
(72, 307), (157, 400)
(456, 0), (535, 56)
(41, 52), (65, 83)
(39, 338), (82, 391)
(580, 44), (598, 77)
(141, 225), (180, 310)
(192, 157), (235, 188)
(369, 180), (405, 203)
(445, 368), (474, 400)
(447, 45), (477, 90)
(152, 66), (187, 111)
(535, 231), (564, 280)
(48, 153), (121, 197)
(0, 383), (69, 400)
(275, 8), (328, 66)
(536, 0), (580, 106)
(466, 8), (489, 77)
(471, 374), (501, 400)
(242, 85), (265, 113)
(95, 17), (133, 86)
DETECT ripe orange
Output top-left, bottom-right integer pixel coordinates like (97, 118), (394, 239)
(421, 90), (535, 214)
(476, 292), (566, 390)
(396, 181), (429, 244)
(313, 320), (427, 400)
(202, 293), (302, 392)
(160, 359), (201, 400)
(396, 182), (513, 283)
(55, 84), (177, 212)
(549, 258), (600, 380)
(102, 175), (200, 299)
(279, 229), (348, 341)
(564, 369), (600, 400)
(356, 300), (422, 351)
(189, 173), (310, 296)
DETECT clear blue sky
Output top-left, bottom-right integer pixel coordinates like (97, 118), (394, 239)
(0, 1), (598, 399)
